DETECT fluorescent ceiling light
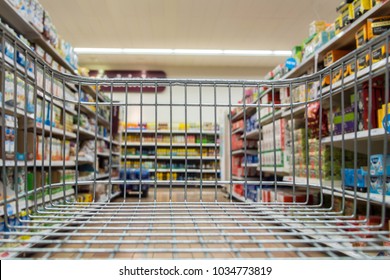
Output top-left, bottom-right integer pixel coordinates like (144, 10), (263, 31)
(74, 48), (292, 57)
(173, 49), (223, 55)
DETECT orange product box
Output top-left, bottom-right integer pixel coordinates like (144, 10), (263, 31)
(324, 50), (351, 67)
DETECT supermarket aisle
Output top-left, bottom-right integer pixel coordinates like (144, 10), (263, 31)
(26, 188), (331, 259)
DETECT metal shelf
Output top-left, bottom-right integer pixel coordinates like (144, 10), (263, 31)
(232, 127), (244, 134)
(242, 129), (261, 139)
(23, 122), (77, 140)
(124, 129), (219, 135)
(0, 189), (74, 216)
(283, 176), (390, 205)
(282, 0), (390, 79)
(147, 169), (220, 173)
(122, 155), (220, 160)
(260, 110), (283, 126)
(232, 149), (258, 156)
(0, 159), (76, 167)
(122, 142), (219, 147)
(0, 0), (77, 74)
(258, 166), (290, 175)
(322, 128), (388, 144)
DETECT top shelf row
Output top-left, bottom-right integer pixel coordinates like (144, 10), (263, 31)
(283, 0), (390, 79)
(0, 0), (107, 102)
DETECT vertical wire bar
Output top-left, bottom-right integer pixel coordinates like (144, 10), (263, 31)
(74, 82), (82, 201)
(92, 82), (99, 202)
(107, 83), (114, 202)
(39, 65), (47, 212)
(303, 80), (309, 204)
(329, 68), (337, 212)
(271, 84), (278, 201)
(31, 60), (39, 213)
(289, 82), (296, 205)
(184, 83), (188, 202)
(366, 43), (374, 220)
(340, 62), (346, 214)
(213, 83), (218, 201)
(228, 84), (233, 201)
(317, 72), (326, 209)
(1, 31), (9, 224)
(381, 35), (390, 225)
(123, 83), (129, 201)
(257, 84), (263, 203)
(61, 79), (67, 201)
(154, 82), (158, 202)
(242, 84), (248, 201)
(199, 84), (203, 201)
(47, 71), (54, 205)
(352, 51), (359, 216)
(11, 40), (19, 226)
(22, 49), (31, 229)
(169, 82), (173, 201)
(139, 81), (143, 201)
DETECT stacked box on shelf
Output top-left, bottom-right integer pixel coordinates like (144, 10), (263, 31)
(304, 138), (367, 180)
(259, 91), (280, 119)
(260, 119), (291, 170)
(261, 187), (319, 204)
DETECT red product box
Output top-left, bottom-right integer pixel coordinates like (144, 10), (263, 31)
(234, 184), (244, 196)
(232, 120), (245, 131)
(359, 77), (386, 130)
(261, 189), (273, 203)
(276, 190), (314, 204)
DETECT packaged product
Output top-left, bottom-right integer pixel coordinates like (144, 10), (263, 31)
(339, 3), (355, 27)
(324, 50), (351, 67)
(367, 16), (390, 40)
(370, 154), (390, 176)
(353, 0), (372, 19)
(309, 21), (328, 37)
(355, 24), (368, 48)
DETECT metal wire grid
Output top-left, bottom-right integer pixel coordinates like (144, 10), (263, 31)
(1, 22), (390, 259)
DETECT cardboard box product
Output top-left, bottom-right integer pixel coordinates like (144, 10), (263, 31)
(370, 176), (390, 195)
(309, 21), (328, 36)
(355, 24), (368, 48)
(335, 15), (344, 34)
(371, 41), (389, 64)
(370, 154), (390, 176)
(357, 50), (370, 70)
(353, 0), (372, 18)
(367, 16), (390, 40)
(324, 50), (351, 67)
(339, 3), (355, 27)
(379, 103), (390, 129)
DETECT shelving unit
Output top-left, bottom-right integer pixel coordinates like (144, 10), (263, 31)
(226, 1), (390, 206)
(121, 127), (221, 183)
(0, 5), (122, 217)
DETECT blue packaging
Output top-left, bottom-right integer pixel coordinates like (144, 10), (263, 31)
(342, 168), (367, 191)
(370, 154), (390, 176)
(119, 169), (150, 195)
(370, 176), (390, 196)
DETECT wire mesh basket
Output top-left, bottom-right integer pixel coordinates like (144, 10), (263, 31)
(1, 22), (390, 259)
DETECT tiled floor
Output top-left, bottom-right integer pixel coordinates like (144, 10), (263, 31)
(26, 188), (333, 259)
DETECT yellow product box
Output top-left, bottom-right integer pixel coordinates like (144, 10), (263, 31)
(367, 16), (390, 40)
(322, 75), (331, 87)
(378, 108), (384, 128)
(357, 50), (370, 70)
(353, 0), (372, 18)
(355, 24), (368, 48)
(309, 20), (328, 36)
(343, 59), (357, 77)
(340, 3), (355, 26)
(335, 15), (344, 35)
(324, 50), (350, 67)
(378, 103), (390, 129)
(371, 42), (389, 64)
(331, 67), (344, 84)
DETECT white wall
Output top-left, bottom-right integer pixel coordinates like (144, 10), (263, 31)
(109, 66), (267, 125)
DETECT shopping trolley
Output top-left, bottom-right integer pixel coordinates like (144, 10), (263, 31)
(1, 23), (390, 260)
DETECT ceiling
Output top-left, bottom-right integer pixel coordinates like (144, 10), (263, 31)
(40, 0), (340, 70)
